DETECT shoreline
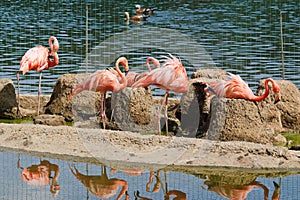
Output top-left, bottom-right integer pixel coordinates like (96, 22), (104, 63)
(0, 123), (299, 174)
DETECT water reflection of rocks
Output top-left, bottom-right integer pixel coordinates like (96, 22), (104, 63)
(69, 164), (187, 200)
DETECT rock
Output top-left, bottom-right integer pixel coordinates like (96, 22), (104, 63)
(45, 73), (95, 122)
(0, 78), (18, 119)
(289, 145), (300, 151)
(18, 95), (51, 117)
(191, 68), (227, 80)
(33, 114), (66, 126)
(257, 80), (300, 133)
(177, 69), (228, 138)
(207, 97), (277, 144)
(273, 133), (287, 146)
(111, 87), (158, 133)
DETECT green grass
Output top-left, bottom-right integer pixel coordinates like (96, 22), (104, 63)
(282, 132), (300, 148)
(0, 117), (33, 124)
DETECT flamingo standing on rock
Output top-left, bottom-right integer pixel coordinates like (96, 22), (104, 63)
(126, 57), (160, 87)
(17, 36), (59, 115)
(204, 72), (281, 103)
(132, 54), (188, 135)
(69, 57), (129, 129)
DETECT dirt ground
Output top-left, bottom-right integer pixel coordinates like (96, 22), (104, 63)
(0, 123), (299, 172)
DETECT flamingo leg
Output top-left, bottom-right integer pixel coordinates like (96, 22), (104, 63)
(100, 93), (106, 129)
(16, 72), (22, 116)
(158, 91), (169, 135)
(37, 72), (42, 115)
(164, 92), (169, 135)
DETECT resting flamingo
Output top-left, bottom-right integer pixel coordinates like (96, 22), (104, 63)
(17, 36), (59, 115)
(126, 57), (160, 87)
(204, 72), (281, 103)
(69, 57), (129, 129)
(132, 54), (188, 135)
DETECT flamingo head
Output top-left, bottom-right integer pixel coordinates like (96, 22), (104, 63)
(49, 36), (59, 52)
(272, 81), (281, 104)
(273, 85), (281, 104)
(116, 57), (129, 75)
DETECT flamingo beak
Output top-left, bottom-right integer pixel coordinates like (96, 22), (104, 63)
(274, 93), (280, 104)
(124, 64), (129, 75)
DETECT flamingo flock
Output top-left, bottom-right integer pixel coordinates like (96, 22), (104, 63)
(17, 34), (281, 135)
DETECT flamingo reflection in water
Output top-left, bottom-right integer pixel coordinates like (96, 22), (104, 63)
(203, 179), (269, 200)
(18, 156), (60, 197)
(69, 164), (129, 200)
(134, 170), (187, 200)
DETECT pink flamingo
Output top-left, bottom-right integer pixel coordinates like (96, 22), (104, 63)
(69, 57), (129, 129)
(205, 72), (281, 103)
(132, 54), (188, 135)
(17, 36), (59, 115)
(126, 57), (160, 87)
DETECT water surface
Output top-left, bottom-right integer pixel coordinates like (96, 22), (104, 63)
(0, 1), (299, 96)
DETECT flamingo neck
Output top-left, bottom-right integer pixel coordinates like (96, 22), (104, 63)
(146, 57), (160, 71)
(115, 60), (127, 87)
(48, 36), (59, 67)
(251, 78), (274, 101)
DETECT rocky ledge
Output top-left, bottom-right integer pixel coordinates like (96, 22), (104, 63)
(0, 123), (299, 170)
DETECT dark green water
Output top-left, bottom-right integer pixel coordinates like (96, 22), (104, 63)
(0, 0), (299, 96)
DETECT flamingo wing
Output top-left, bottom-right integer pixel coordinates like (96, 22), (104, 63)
(71, 69), (126, 97)
(208, 73), (255, 100)
(20, 46), (49, 73)
(132, 54), (188, 93)
(132, 65), (188, 93)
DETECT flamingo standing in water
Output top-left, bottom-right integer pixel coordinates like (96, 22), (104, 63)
(69, 57), (129, 129)
(204, 72), (281, 103)
(126, 57), (160, 87)
(17, 36), (59, 115)
(132, 54), (188, 135)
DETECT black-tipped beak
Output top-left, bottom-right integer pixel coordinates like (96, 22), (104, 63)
(274, 95), (280, 104)
(125, 70), (129, 75)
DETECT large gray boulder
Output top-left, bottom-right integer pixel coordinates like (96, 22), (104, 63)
(207, 97), (278, 144)
(0, 79), (18, 119)
(181, 69), (300, 144)
(111, 87), (158, 133)
(178, 69), (228, 137)
(45, 74), (89, 122)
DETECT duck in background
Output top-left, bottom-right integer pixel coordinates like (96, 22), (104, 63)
(124, 11), (148, 22)
(135, 4), (154, 15)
